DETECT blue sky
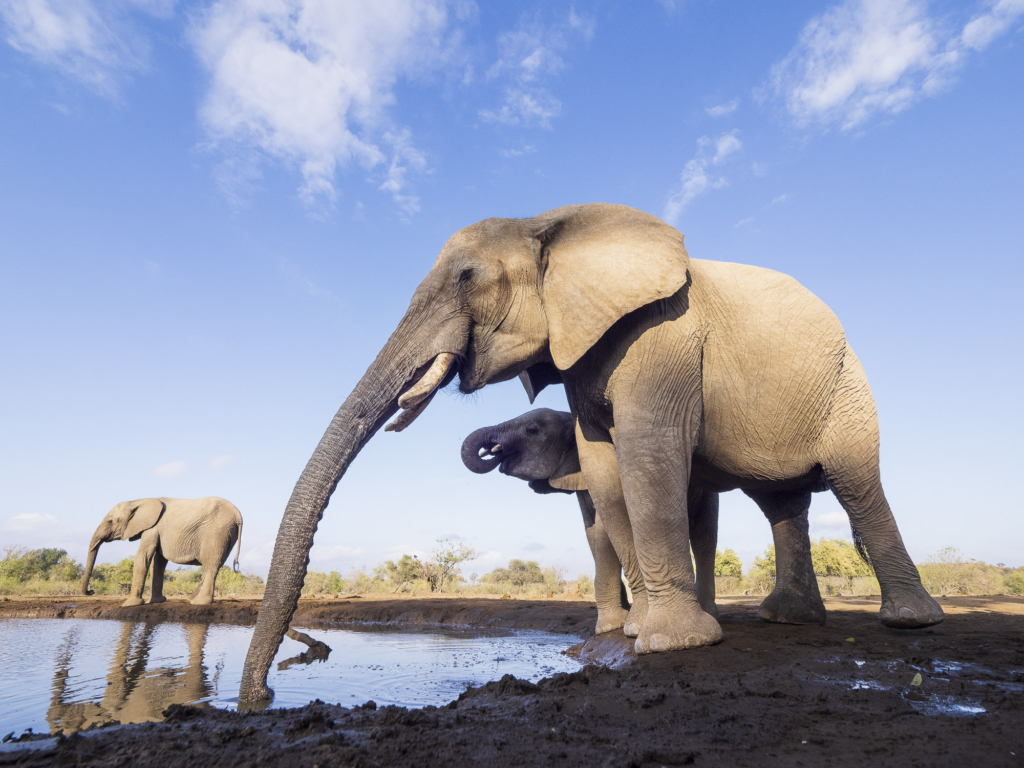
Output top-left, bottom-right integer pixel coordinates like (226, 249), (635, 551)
(1, 0), (1022, 580)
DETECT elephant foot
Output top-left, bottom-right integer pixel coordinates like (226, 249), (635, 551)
(880, 587), (944, 629)
(148, 595), (167, 605)
(699, 595), (720, 619)
(121, 596), (145, 607)
(623, 588), (649, 638)
(594, 606), (629, 635)
(635, 600), (722, 654)
(758, 587), (826, 625)
(190, 595), (214, 606)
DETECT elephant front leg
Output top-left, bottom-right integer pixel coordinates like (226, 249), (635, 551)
(122, 533), (158, 607)
(148, 550), (168, 605)
(745, 490), (826, 625)
(578, 492), (630, 634)
(575, 427), (649, 638)
(614, 412), (722, 654)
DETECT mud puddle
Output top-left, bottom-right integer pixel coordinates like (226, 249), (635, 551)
(0, 618), (582, 737)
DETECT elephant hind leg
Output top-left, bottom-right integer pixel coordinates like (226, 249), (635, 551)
(191, 565), (218, 605)
(688, 487), (720, 619)
(818, 349), (942, 629)
(149, 551), (168, 604)
(744, 490), (825, 625)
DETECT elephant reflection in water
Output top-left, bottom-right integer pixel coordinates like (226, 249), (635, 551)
(47, 622), (211, 733)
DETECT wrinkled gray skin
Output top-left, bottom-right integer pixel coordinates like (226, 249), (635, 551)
(82, 497), (243, 607)
(462, 409), (836, 635)
(462, 408), (722, 636)
(239, 203), (941, 703)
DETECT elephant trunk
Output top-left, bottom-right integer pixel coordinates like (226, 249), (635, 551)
(461, 426), (506, 474)
(81, 532), (104, 595)
(238, 300), (466, 704)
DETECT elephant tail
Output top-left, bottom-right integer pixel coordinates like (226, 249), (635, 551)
(233, 516), (243, 573)
(851, 522), (872, 569)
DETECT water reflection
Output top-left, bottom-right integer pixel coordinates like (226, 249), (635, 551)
(0, 619), (582, 737)
(47, 622), (211, 733)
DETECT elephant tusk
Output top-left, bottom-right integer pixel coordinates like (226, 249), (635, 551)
(491, 443), (501, 453)
(398, 353), (456, 410)
(386, 390), (437, 433)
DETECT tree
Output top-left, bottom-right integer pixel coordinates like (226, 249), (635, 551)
(810, 538), (873, 577)
(421, 539), (478, 592)
(484, 559), (545, 592)
(751, 545), (776, 578)
(714, 548), (743, 577)
(378, 554), (421, 592)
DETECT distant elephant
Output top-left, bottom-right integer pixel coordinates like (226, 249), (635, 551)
(462, 408), (724, 636)
(241, 203), (940, 702)
(463, 408), (833, 633)
(81, 497), (243, 607)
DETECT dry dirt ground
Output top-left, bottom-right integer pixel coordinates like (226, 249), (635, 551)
(1, 594), (1022, 767)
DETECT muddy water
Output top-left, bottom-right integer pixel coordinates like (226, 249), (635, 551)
(0, 619), (582, 736)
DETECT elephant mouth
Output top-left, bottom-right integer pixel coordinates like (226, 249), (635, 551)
(386, 352), (461, 433)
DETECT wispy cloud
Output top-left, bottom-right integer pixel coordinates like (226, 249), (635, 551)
(279, 257), (335, 300)
(813, 511), (849, 529)
(705, 99), (738, 117)
(5, 512), (60, 532)
(500, 144), (536, 158)
(153, 460), (186, 478)
(0, 0), (171, 96)
(190, 0), (461, 212)
(479, 9), (593, 128)
(769, 193), (789, 206)
(664, 130), (743, 225)
(209, 454), (233, 470)
(771, 0), (1024, 131)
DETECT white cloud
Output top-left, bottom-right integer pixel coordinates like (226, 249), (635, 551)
(479, 10), (593, 128)
(500, 144), (536, 158)
(5, 512), (60, 532)
(190, 0), (460, 210)
(705, 99), (738, 117)
(209, 454), (233, 469)
(734, 216), (754, 228)
(769, 193), (789, 206)
(663, 130), (742, 225)
(309, 544), (366, 562)
(153, 460), (186, 478)
(771, 0), (1024, 131)
(962, 0), (1024, 50)
(813, 511), (849, 529)
(751, 161), (769, 177)
(0, 0), (169, 95)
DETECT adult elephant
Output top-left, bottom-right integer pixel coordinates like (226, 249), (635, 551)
(81, 497), (242, 606)
(239, 203), (941, 702)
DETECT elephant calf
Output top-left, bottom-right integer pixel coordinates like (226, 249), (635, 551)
(82, 497), (243, 607)
(463, 409), (831, 637)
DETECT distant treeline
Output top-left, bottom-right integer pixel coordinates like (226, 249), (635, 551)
(3, 540), (1022, 599)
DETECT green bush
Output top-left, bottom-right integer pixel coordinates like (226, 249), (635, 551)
(714, 548), (743, 577)
(1003, 570), (1024, 595)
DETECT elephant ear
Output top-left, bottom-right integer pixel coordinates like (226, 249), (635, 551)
(531, 203), (690, 371)
(123, 499), (165, 541)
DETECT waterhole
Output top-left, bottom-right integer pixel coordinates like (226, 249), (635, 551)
(0, 619), (582, 736)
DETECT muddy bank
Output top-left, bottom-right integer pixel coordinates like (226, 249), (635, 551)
(2, 596), (1023, 767)
(0, 594), (600, 637)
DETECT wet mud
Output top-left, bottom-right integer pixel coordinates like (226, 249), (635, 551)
(2, 594), (1022, 767)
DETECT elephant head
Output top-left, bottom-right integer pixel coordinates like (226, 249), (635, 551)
(81, 499), (165, 595)
(239, 203), (690, 702)
(461, 408), (586, 495)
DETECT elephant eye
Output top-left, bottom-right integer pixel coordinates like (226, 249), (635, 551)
(458, 267), (475, 286)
